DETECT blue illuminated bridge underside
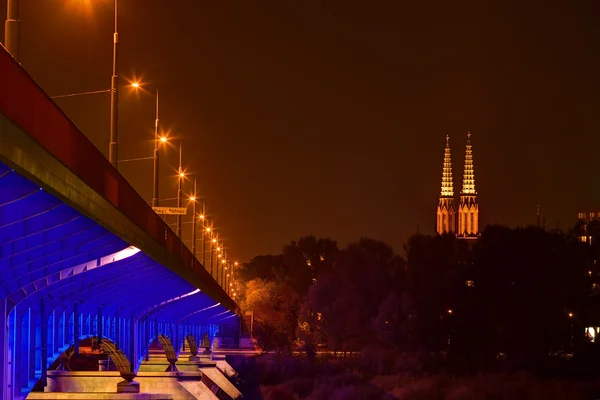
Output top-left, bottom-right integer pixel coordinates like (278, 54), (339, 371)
(0, 44), (238, 398)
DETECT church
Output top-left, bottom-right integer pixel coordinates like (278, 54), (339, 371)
(436, 133), (479, 238)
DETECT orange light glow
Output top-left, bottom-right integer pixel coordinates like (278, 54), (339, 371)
(131, 82), (141, 88)
(189, 196), (196, 202)
(160, 136), (168, 143)
(212, 238), (217, 243)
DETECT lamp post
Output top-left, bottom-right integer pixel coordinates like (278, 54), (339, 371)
(4, 0), (120, 164)
(216, 246), (222, 283)
(4, 0), (19, 60)
(176, 142), (183, 238)
(108, 0), (119, 168)
(190, 178), (197, 256)
(129, 82), (165, 207)
(201, 202), (206, 266)
(222, 260), (227, 289)
(210, 238), (217, 276)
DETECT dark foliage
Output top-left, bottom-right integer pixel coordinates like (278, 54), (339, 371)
(242, 226), (600, 379)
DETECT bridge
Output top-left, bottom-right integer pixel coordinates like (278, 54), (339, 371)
(0, 44), (240, 399)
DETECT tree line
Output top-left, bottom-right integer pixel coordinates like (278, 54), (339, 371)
(237, 224), (600, 375)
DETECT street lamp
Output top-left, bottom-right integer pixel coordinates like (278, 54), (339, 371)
(189, 178), (197, 257)
(108, 0), (119, 168)
(176, 142), (184, 238)
(210, 237), (217, 277)
(4, 0), (121, 167)
(200, 203), (206, 268)
(4, 0), (18, 60)
(130, 82), (161, 208)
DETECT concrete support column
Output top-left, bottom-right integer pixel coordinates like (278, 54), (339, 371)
(98, 306), (103, 344)
(28, 308), (36, 387)
(0, 300), (9, 400)
(114, 316), (119, 348)
(144, 318), (150, 361)
(61, 311), (66, 348)
(130, 313), (136, 371)
(52, 310), (59, 355)
(174, 323), (179, 354)
(73, 303), (80, 355)
(40, 299), (48, 389)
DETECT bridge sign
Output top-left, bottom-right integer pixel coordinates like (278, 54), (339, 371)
(152, 206), (187, 215)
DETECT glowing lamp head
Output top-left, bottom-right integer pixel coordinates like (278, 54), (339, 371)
(179, 172), (185, 178)
(447, 309), (453, 315)
(189, 196), (196, 202)
(160, 136), (167, 143)
(222, 260), (226, 264)
(217, 247), (221, 251)
(131, 82), (140, 88)
(234, 262), (239, 266)
(212, 238), (217, 243)
(568, 312), (574, 318)
(199, 214), (205, 219)
(206, 227), (211, 232)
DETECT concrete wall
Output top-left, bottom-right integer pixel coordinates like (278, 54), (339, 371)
(44, 371), (219, 400)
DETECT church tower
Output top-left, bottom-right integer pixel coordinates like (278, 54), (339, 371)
(436, 135), (456, 235)
(457, 132), (479, 237)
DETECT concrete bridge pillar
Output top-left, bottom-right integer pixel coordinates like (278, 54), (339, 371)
(130, 315), (135, 370)
(144, 317), (150, 361)
(26, 308), (36, 391)
(0, 300), (9, 400)
(98, 306), (103, 344)
(52, 310), (59, 356)
(114, 313), (120, 349)
(73, 303), (80, 355)
(40, 299), (48, 390)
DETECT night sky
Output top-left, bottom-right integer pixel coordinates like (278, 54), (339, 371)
(2, 0), (600, 262)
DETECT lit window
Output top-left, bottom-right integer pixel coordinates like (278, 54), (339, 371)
(586, 327), (596, 342)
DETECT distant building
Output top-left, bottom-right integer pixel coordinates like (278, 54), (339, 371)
(576, 212), (600, 244)
(436, 132), (480, 238)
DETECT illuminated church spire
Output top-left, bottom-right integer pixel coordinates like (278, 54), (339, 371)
(461, 132), (475, 194)
(458, 132), (479, 237)
(440, 135), (454, 197)
(436, 135), (456, 234)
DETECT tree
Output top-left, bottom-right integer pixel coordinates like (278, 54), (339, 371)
(238, 254), (285, 283)
(282, 236), (339, 296)
(307, 238), (404, 354)
(243, 279), (300, 352)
